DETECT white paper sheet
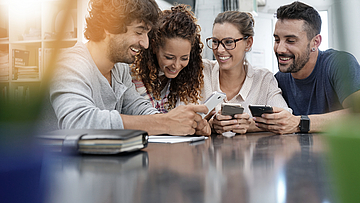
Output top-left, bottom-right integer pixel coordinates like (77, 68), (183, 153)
(148, 136), (207, 143)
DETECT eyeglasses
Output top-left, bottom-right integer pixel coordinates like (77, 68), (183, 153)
(206, 36), (249, 50)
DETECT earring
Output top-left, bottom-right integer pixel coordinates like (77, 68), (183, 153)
(311, 47), (316, 52)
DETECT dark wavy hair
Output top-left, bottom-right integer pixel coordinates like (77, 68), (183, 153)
(276, 1), (321, 40)
(84, 0), (160, 41)
(132, 4), (204, 110)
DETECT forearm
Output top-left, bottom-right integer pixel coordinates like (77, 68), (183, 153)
(308, 108), (350, 133)
(122, 104), (208, 136)
(121, 114), (169, 135)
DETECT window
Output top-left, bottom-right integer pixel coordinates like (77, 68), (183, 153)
(319, 10), (329, 51)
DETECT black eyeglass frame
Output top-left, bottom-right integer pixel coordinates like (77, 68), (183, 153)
(206, 36), (249, 50)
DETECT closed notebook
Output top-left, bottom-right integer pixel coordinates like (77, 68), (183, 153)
(37, 129), (148, 154)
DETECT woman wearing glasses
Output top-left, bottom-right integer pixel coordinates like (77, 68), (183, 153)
(202, 11), (291, 134)
(131, 4), (204, 113)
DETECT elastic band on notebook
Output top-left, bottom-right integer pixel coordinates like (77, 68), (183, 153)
(62, 133), (87, 154)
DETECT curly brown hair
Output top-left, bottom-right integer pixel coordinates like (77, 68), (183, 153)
(84, 0), (160, 41)
(132, 4), (204, 110)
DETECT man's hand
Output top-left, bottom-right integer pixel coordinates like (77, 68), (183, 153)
(164, 104), (209, 136)
(253, 106), (300, 134)
(195, 110), (215, 136)
(212, 112), (251, 134)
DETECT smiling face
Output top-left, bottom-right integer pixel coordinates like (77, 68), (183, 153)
(212, 22), (252, 72)
(107, 21), (151, 64)
(273, 19), (312, 73)
(156, 37), (192, 79)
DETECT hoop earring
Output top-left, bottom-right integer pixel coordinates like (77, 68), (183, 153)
(311, 47), (316, 52)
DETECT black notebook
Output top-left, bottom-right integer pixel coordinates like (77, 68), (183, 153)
(37, 129), (148, 154)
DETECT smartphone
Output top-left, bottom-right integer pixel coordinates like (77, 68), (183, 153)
(249, 105), (273, 117)
(221, 103), (244, 118)
(199, 91), (226, 118)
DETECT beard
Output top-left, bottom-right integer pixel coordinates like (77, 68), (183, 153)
(107, 37), (136, 64)
(277, 43), (311, 73)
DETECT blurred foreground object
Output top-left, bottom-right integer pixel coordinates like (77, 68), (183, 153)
(325, 113), (360, 203)
(0, 0), (75, 202)
(325, 93), (360, 203)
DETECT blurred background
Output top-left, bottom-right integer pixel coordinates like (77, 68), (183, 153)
(1, 0), (359, 112)
(0, 0), (359, 202)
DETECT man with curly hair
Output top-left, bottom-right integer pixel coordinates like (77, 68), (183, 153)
(50, 0), (211, 136)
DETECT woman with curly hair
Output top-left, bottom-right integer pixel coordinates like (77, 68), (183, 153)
(131, 4), (204, 113)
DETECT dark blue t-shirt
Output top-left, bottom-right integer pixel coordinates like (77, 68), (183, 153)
(275, 49), (360, 116)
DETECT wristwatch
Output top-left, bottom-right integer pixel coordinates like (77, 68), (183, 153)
(299, 115), (310, 133)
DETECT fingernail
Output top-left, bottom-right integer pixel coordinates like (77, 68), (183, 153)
(253, 117), (257, 121)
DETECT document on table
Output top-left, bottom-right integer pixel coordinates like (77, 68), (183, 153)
(148, 136), (208, 143)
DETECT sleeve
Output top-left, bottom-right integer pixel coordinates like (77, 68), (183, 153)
(265, 71), (293, 114)
(329, 51), (360, 103)
(50, 56), (122, 129)
(201, 59), (216, 102)
(116, 63), (159, 116)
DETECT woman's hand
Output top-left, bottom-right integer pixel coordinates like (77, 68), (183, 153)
(212, 111), (251, 134)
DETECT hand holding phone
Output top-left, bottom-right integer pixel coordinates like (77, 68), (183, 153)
(221, 103), (244, 118)
(249, 105), (273, 117)
(199, 91), (226, 119)
(213, 103), (250, 135)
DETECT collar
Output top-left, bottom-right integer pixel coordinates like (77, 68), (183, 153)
(211, 62), (255, 102)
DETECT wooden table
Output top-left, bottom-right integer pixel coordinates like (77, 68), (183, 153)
(41, 132), (336, 203)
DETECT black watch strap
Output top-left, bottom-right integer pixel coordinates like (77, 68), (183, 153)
(299, 115), (310, 133)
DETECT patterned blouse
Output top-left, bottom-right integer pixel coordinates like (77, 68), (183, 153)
(132, 78), (171, 113)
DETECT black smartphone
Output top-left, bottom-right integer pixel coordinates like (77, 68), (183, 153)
(221, 103), (244, 117)
(249, 105), (273, 117)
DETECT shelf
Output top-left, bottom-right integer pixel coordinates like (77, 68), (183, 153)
(0, 40), (9, 45)
(43, 38), (77, 47)
(1, 0), (82, 103)
(11, 79), (41, 83)
(43, 38), (77, 42)
(11, 40), (42, 44)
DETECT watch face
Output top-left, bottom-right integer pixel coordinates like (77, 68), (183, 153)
(300, 116), (310, 133)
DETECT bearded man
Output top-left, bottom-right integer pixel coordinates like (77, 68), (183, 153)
(253, 1), (360, 134)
